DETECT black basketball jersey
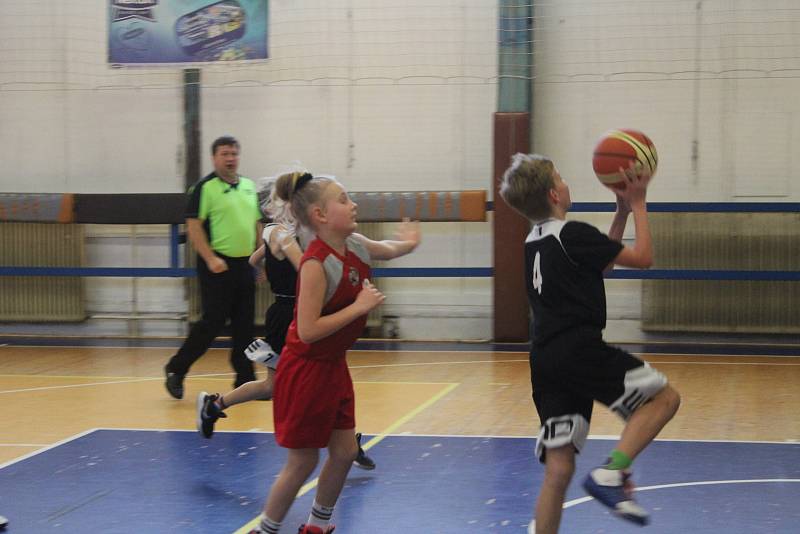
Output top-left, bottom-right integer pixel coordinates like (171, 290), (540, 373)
(524, 219), (623, 345)
(263, 225), (297, 297)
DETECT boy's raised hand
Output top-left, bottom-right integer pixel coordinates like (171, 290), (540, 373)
(617, 161), (651, 208)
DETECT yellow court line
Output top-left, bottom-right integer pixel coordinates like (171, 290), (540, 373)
(233, 382), (460, 534)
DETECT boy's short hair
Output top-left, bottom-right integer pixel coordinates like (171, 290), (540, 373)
(499, 153), (557, 221)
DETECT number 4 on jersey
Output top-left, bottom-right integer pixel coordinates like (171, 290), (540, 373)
(532, 251), (543, 294)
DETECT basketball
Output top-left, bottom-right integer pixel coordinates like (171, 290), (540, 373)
(592, 129), (658, 189)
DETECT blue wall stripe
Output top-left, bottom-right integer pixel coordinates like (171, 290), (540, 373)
(487, 201), (800, 213)
(1, 266), (798, 281)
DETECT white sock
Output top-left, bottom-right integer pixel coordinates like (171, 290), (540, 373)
(260, 514), (281, 534)
(307, 499), (335, 528)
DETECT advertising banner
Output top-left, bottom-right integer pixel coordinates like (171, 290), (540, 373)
(108, 0), (268, 65)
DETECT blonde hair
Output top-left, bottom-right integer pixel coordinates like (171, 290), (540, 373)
(273, 171), (337, 229)
(258, 176), (296, 231)
(498, 153), (557, 221)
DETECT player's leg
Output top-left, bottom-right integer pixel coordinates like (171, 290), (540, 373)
(222, 368), (276, 406)
(256, 447), (320, 534)
(530, 337), (592, 534)
(196, 368), (276, 438)
(305, 427), (358, 532)
(616, 384), (680, 460)
(534, 445), (576, 534)
(579, 340), (680, 525)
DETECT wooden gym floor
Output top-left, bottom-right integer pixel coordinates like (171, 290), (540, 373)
(1, 340), (799, 532)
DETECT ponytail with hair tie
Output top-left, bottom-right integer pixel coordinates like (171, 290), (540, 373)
(293, 172), (313, 194)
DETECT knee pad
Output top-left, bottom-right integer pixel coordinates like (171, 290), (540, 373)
(610, 363), (668, 420)
(535, 414), (589, 462)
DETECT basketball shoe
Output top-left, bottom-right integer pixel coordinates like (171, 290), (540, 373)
(196, 392), (227, 439)
(582, 467), (649, 525)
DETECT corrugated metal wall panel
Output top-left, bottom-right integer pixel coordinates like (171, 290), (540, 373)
(0, 223), (86, 321)
(642, 213), (800, 333)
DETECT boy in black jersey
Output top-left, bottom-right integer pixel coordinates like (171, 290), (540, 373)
(499, 154), (680, 533)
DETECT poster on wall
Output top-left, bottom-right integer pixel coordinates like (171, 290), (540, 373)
(108, 0), (268, 65)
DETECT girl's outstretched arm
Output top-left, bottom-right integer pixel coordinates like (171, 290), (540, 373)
(352, 219), (421, 261)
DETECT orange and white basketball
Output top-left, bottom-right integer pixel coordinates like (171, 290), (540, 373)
(592, 129), (658, 190)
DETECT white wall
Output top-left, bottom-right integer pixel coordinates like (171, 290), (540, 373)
(531, 0), (799, 203)
(2, 1), (798, 340)
(0, 0), (497, 339)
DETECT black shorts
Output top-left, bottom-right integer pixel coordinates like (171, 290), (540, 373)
(263, 298), (294, 354)
(530, 326), (667, 461)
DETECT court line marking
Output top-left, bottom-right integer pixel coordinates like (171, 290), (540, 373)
(232, 382), (461, 534)
(4, 354), (800, 394)
(0, 428), (98, 469)
(350, 359), (800, 368)
(0, 374), (455, 394)
(0, 342), (800, 352)
(4, 353), (800, 386)
(0, 377), (166, 394)
(53, 429), (794, 446)
(3, 428), (795, 477)
(563, 478), (800, 509)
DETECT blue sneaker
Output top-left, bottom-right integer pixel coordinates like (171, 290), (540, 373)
(582, 467), (649, 526)
(196, 392), (227, 439)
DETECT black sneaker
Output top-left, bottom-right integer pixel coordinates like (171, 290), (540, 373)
(353, 432), (376, 470)
(164, 365), (184, 399)
(0, 514), (8, 530)
(196, 391), (227, 439)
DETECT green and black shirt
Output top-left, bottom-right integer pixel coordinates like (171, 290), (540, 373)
(186, 172), (261, 258)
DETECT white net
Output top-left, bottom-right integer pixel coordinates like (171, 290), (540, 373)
(0, 0), (499, 93)
(531, 0), (800, 84)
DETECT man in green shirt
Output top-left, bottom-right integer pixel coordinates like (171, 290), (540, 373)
(165, 136), (263, 398)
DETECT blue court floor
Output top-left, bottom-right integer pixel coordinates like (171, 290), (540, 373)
(1, 430), (798, 533)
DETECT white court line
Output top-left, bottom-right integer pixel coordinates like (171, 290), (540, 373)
(349, 358), (800, 369)
(4, 356), (800, 394)
(648, 352), (800, 365)
(0, 377), (163, 394)
(65, 428), (800, 446)
(564, 479), (800, 509)
(0, 371), (239, 394)
(350, 359), (527, 369)
(0, 428), (99, 469)
(2, 429), (795, 474)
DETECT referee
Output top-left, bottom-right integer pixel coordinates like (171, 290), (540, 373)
(165, 136), (263, 398)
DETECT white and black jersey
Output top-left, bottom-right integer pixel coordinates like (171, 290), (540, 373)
(525, 219), (623, 345)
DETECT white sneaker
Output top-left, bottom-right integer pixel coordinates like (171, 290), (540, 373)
(244, 339), (280, 370)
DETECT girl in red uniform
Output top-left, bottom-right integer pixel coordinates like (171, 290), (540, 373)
(251, 172), (420, 534)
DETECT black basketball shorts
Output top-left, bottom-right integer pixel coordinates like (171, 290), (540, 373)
(530, 326), (667, 462)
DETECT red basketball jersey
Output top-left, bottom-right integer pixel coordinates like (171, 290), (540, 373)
(283, 235), (371, 360)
